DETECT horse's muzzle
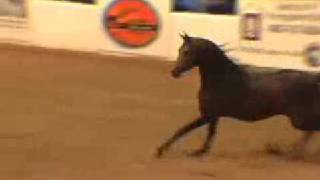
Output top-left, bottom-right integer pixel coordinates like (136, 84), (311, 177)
(171, 66), (193, 78)
(171, 68), (182, 78)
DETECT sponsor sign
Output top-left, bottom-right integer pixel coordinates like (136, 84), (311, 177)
(103, 0), (160, 47)
(239, 0), (320, 66)
(173, 0), (237, 15)
(0, 0), (26, 28)
(0, 0), (26, 17)
(48, 0), (96, 4)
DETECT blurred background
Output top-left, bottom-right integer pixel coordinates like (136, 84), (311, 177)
(1, 0), (320, 68)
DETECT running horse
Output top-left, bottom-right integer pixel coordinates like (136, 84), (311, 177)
(157, 33), (320, 157)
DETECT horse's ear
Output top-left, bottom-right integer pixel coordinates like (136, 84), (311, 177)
(179, 32), (185, 39)
(180, 32), (191, 43)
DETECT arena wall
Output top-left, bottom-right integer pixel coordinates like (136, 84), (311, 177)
(0, 0), (320, 70)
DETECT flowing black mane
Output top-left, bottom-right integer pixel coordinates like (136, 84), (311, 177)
(190, 37), (248, 89)
(190, 37), (231, 63)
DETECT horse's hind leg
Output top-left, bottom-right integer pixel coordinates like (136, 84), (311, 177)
(156, 116), (212, 158)
(268, 131), (314, 158)
(290, 131), (315, 156)
(190, 120), (218, 156)
(289, 113), (317, 152)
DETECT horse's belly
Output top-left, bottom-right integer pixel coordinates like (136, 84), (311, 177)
(235, 110), (279, 121)
(237, 96), (285, 120)
(291, 118), (320, 130)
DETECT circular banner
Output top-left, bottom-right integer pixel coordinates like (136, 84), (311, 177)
(103, 0), (160, 47)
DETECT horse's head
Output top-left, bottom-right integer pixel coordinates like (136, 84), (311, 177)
(171, 33), (200, 78)
(171, 33), (230, 78)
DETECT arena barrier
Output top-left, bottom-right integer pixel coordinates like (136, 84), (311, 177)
(0, 0), (320, 70)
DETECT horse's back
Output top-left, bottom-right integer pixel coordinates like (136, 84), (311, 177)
(240, 65), (320, 119)
(241, 65), (319, 87)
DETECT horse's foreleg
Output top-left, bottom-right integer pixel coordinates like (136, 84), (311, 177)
(190, 119), (218, 156)
(156, 116), (210, 158)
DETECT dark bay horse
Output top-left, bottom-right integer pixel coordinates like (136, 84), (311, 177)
(157, 33), (320, 157)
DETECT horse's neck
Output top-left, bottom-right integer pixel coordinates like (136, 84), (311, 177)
(199, 55), (246, 89)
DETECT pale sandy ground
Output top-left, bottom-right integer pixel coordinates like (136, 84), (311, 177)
(0, 44), (320, 180)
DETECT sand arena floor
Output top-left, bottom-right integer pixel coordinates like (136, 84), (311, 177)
(0, 44), (320, 180)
